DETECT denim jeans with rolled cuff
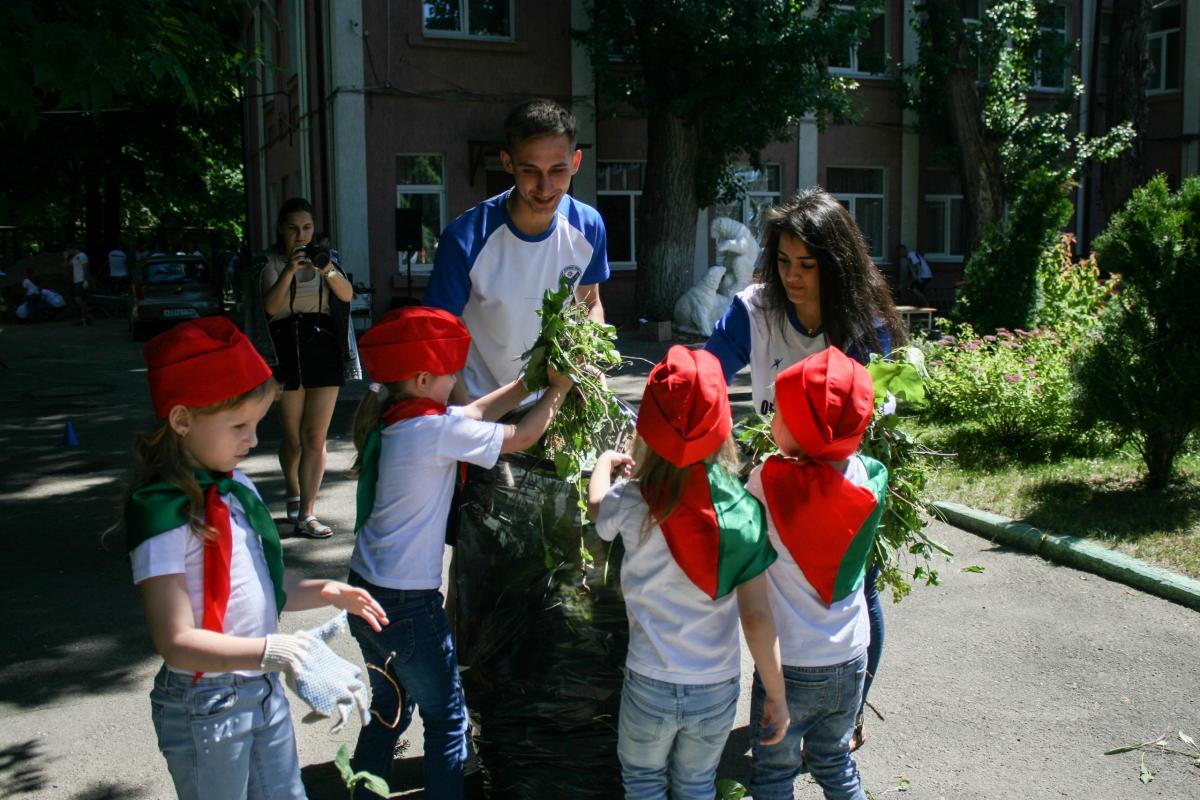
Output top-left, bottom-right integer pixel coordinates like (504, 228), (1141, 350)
(617, 668), (740, 800)
(149, 665), (305, 800)
(749, 654), (868, 800)
(347, 571), (467, 800)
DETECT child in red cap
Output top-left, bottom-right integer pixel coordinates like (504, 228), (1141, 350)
(746, 346), (888, 800)
(587, 344), (789, 800)
(123, 317), (389, 800)
(348, 306), (574, 799)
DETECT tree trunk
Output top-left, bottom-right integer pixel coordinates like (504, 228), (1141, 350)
(1100, 0), (1152, 221)
(1141, 426), (1187, 491)
(635, 109), (702, 322)
(923, 0), (1005, 250)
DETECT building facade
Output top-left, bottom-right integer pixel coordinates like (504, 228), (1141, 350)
(242, 0), (1199, 324)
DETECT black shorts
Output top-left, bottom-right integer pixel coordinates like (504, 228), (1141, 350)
(268, 313), (345, 391)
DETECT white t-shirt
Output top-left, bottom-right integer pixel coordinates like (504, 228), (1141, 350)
(129, 470), (277, 676)
(351, 407), (503, 590)
(423, 190), (609, 402)
(108, 249), (128, 278)
(595, 480), (743, 685)
(747, 458), (870, 668)
(70, 251), (89, 283)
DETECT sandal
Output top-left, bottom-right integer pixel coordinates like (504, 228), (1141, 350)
(296, 515), (333, 539)
(285, 496), (301, 523)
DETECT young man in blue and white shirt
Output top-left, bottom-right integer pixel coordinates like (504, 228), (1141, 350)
(424, 98), (609, 404)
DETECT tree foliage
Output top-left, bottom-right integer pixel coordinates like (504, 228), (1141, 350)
(577, 0), (873, 320)
(912, 0), (1132, 331)
(0, 0), (251, 253)
(1077, 175), (1200, 490)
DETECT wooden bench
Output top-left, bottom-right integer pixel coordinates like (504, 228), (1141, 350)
(895, 305), (938, 334)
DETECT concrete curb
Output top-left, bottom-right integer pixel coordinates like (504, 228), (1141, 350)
(932, 500), (1200, 612)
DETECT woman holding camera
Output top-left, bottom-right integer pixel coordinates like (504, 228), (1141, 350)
(257, 196), (360, 538)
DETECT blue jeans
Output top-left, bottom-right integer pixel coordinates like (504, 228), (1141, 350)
(347, 572), (466, 800)
(149, 666), (305, 800)
(749, 655), (868, 800)
(863, 564), (884, 712)
(617, 669), (740, 800)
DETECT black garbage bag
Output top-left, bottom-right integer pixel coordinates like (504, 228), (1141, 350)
(451, 453), (628, 799)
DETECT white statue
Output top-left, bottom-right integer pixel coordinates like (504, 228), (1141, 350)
(672, 217), (761, 336)
(712, 216), (759, 302)
(673, 265), (727, 336)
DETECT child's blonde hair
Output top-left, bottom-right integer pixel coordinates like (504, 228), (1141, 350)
(631, 433), (740, 540)
(123, 378), (278, 542)
(350, 381), (410, 475)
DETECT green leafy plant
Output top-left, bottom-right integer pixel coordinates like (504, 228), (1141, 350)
(523, 274), (630, 554)
(334, 743), (392, 798)
(921, 321), (1105, 460)
(1104, 730), (1200, 786)
(715, 778), (747, 800)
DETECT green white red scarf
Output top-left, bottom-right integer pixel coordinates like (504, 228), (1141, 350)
(759, 454), (887, 606)
(126, 471), (287, 679)
(354, 398), (453, 533)
(644, 463), (776, 600)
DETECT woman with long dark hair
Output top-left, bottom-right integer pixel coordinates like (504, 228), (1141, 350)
(705, 187), (905, 751)
(255, 197), (360, 538)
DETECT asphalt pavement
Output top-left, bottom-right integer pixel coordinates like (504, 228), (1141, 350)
(1, 316), (1197, 799)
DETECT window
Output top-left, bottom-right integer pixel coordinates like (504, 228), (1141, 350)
(596, 162), (643, 269)
(396, 155), (447, 271)
(423, 0), (513, 40)
(1032, 2), (1069, 90)
(1148, 1), (1181, 93)
(829, 5), (887, 76)
(924, 171), (964, 259)
(714, 164), (782, 235)
(827, 167), (885, 260)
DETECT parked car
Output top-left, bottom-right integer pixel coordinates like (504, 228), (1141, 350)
(128, 255), (224, 340)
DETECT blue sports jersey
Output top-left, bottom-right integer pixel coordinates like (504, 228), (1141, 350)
(424, 190), (609, 401)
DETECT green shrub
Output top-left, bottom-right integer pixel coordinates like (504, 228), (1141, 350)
(922, 322), (1104, 459)
(954, 168), (1075, 333)
(1035, 233), (1114, 340)
(1076, 174), (1200, 489)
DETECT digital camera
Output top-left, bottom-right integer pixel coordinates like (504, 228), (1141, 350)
(300, 243), (332, 269)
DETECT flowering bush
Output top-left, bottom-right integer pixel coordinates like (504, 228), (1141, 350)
(922, 323), (1103, 458)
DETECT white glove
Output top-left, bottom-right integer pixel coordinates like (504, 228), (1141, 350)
(261, 611), (370, 733)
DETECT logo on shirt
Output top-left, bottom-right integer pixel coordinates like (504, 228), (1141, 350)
(559, 265), (582, 286)
(772, 357), (783, 370)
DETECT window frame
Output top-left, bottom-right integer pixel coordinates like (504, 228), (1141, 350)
(422, 0), (515, 42)
(1031, 1), (1070, 92)
(827, 165), (887, 263)
(714, 163), (783, 236)
(1147, 0), (1181, 94)
(596, 160), (645, 272)
(395, 153), (448, 275)
(828, 3), (889, 78)
(923, 193), (966, 261)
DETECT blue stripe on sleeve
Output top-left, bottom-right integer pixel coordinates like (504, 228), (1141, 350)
(704, 295), (752, 385)
(567, 196), (610, 285)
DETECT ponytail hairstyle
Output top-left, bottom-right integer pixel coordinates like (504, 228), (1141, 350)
(122, 378), (279, 542)
(350, 381), (409, 475)
(631, 433), (741, 541)
(758, 188), (906, 354)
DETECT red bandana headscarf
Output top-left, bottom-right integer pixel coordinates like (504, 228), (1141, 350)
(762, 347), (883, 606)
(635, 347), (775, 599)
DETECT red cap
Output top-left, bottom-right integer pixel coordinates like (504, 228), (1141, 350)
(358, 306), (471, 383)
(144, 317), (274, 419)
(636, 346), (731, 467)
(774, 347), (874, 461)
